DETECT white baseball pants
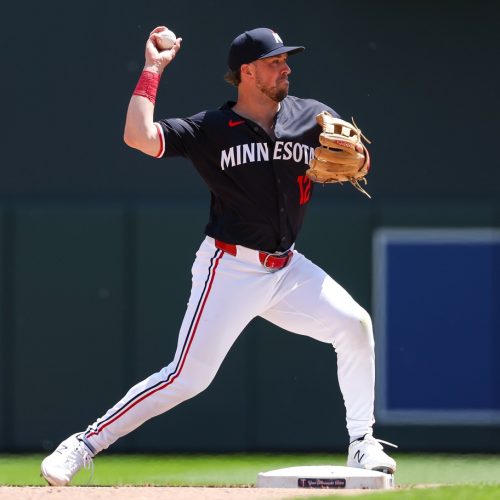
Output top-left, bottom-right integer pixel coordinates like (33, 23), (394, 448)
(83, 236), (375, 454)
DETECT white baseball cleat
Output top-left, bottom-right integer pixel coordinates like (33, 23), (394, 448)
(41, 433), (94, 486)
(347, 434), (397, 475)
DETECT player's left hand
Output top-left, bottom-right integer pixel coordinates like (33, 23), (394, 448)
(306, 111), (372, 198)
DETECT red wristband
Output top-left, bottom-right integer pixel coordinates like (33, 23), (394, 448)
(133, 70), (161, 104)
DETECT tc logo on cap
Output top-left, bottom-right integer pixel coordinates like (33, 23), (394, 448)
(271, 31), (283, 44)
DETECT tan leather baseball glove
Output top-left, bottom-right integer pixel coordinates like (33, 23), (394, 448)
(306, 111), (371, 198)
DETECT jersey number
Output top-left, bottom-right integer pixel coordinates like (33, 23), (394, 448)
(297, 175), (312, 205)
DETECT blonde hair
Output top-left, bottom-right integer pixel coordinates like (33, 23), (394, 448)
(224, 68), (241, 87)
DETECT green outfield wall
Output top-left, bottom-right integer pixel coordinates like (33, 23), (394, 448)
(1, 200), (499, 453)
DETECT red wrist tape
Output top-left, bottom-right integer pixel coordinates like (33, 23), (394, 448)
(133, 70), (161, 104)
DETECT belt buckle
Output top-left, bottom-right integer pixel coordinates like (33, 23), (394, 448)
(262, 250), (290, 272)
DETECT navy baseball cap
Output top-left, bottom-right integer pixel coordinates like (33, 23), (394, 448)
(228, 28), (304, 71)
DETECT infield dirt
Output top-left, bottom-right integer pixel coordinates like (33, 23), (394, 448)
(0, 486), (380, 499)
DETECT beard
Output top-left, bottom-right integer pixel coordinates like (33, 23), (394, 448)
(255, 75), (289, 103)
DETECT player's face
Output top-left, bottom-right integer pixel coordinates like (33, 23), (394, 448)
(251, 54), (291, 103)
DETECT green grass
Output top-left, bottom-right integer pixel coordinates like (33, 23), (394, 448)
(1, 453), (500, 499)
(324, 485), (500, 500)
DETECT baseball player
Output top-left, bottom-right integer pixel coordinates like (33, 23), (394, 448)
(41, 26), (396, 486)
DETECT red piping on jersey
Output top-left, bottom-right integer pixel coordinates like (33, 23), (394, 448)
(154, 123), (165, 158)
(85, 250), (224, 439)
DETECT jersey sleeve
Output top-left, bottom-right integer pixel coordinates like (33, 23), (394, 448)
(319, 103), (341, 119)
(328, 106), (341, 119)
(301, 97), (341, 121)
(155, 111), (206, 159)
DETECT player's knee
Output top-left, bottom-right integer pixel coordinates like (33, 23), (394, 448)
(341, 307), (374, 351)
(356, 308), (375, 349)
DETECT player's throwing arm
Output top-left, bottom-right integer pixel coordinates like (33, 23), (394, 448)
(124, 26), (182, 157)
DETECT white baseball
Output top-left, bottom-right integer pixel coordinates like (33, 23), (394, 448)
(156, 29), (176, 50)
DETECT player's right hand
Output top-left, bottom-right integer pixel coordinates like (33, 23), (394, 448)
(144, 26), (182, 74)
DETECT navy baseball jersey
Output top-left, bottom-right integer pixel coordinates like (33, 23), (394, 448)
(157, 95), (338, 253)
